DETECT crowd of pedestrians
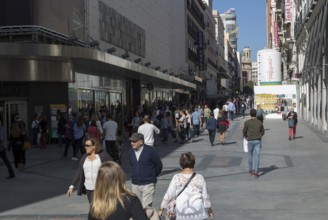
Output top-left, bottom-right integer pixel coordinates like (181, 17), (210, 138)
(1, 93), (303, 219)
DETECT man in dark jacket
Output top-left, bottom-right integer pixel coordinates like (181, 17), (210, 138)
(128, 132), (163, 208)
(243, 109), (265, 178)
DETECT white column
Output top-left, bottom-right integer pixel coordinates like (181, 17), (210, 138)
(322, 57), (327, 132)
(317, 74), (322, 129)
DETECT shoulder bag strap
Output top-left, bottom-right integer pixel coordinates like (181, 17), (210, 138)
(176, 172), (196, 199)
(165, 172), (196, 207)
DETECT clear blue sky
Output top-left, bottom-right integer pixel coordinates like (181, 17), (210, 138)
(213, 0), (267, 61)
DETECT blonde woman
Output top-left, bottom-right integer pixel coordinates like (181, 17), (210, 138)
(256, 104), (265, 123)
(88, 161), (148, 220)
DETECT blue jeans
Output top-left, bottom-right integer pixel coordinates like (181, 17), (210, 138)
(247, 140), (261, 172)
(229, 111), (234, 120)
(193, 124), (200, 136)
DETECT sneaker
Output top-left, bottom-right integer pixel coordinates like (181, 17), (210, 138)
(71, 157), (79, 161)
(253, 172), (259, 178)
(248, 170), (253, 176)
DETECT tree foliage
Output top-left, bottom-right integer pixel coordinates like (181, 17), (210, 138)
(243, 81), (254, 95)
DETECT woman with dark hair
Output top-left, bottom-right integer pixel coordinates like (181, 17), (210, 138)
(217, 110), (228, 145)
(88, 161), (148, 220)
(178, 110), (187, 144)
(67, 138), (112, 203)
(10, 118), (27, 170)
(87, 120), (101, 142)
(158, 152), (214, 220)
(39, 115), (48, 148)
(287, 107), (298, 140)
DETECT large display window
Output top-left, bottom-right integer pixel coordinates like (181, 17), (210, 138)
(95, 90), (109, 112)
(78, 89), (94, 111)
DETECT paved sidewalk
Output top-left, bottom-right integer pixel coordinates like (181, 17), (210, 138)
(1, 114), (328, 220)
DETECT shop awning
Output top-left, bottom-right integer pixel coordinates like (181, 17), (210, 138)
(0, 42), (196, 90)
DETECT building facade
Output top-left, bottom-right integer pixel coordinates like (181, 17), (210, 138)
(251, 62), (259, 86)
(241, 47), (252, 90)
(212, 9), (231, 98)
(267, 0), (328, 134)
(294, 0), (328, 133)
(0, 0), (196, 136)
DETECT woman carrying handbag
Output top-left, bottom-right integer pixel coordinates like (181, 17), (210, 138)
(158, 152), (214, 220)
(287, 107), (298, 140)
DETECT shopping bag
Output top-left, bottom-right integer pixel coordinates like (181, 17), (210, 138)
(22, 141), (32, 151)
(243, 138), (248, 153)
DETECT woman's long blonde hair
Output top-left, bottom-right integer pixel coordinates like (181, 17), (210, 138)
(90, 161), (133, 220)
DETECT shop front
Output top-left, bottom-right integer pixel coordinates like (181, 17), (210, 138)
(0, 42), (196, 138)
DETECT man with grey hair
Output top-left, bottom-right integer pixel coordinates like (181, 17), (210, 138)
(138, 115), (160, 147)
(128, 132), (163, 208)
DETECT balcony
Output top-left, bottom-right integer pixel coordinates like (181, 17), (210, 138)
(0, 25), (86, 47)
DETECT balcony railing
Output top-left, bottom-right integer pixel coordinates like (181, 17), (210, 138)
(0, 25), (86, 47)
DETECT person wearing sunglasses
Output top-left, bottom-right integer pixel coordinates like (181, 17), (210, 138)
(66, 138), (112, 203)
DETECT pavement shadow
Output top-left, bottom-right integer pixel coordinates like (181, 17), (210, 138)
(190, 139), (203, 143)
(158, 168), (180, 177)
(259, 165), (279, 177)
(220, 141), (237, 146)
(294, 136), (303, 139)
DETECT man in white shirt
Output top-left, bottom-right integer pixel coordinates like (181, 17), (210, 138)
(102, 114), (120, 163)
(138, 115), (160, 147)
(213, 105), (220, 119)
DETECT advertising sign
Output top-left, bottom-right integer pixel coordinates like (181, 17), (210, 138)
(258, 49), (282, 85)
(285, 0), (292, 23)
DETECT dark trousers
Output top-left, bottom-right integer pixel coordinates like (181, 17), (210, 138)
(105, 140), (121, 164)
(58, 134), (65, 148)
(193, 124), (200, 136)
(179, 127), (186, 141)
(0, 150), (15, 176)
(73, 137), (85, 157)
(229, 111), (234, 120)
(63, 137), (73, 156)
(86, 189), (94, 204)
(31, 128), (39, 146)
(208, 129), (216, 145)
(161, 128), (168, 141)
(12, 146), (25, 168)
